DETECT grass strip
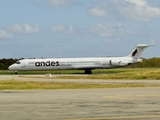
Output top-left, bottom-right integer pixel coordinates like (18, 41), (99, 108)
(1, 68), (160, 80)
(0, 80), (160, 90)
(19, 68), (160, 80)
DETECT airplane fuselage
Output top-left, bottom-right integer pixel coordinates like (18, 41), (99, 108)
(8, 44), (152, 74)
(9, 57), (136, 71)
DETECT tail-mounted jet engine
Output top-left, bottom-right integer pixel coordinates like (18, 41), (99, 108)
(109, 60), (132, 66)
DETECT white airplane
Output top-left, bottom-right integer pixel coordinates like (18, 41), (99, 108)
(9, 44), (153, 74)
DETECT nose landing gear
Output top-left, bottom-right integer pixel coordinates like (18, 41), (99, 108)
(15, 71), (18, 74)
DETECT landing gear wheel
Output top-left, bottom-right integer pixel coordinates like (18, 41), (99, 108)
(85, 69), (92, 74)
(15, 71), (18, 74)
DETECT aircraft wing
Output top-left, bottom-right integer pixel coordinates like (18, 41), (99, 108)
(73, 65), (101, 70)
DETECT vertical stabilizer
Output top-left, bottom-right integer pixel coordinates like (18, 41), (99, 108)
(127, 44), (151, 59)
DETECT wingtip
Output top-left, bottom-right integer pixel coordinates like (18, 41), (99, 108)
(136, 44), (156, 47)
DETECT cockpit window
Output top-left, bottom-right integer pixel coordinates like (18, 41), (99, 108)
(16, 61), (21, 64)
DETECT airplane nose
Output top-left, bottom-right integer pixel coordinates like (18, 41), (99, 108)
(8, 65), (14, 70)
(8, 65), (12, 70)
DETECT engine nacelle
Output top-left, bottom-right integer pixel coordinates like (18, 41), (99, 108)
(110, 60), (132, 66)
(133, 58), (142, 63)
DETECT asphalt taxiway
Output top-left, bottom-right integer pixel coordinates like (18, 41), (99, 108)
(0, 75), (160, 120)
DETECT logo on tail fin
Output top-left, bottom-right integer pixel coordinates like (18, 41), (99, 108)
(132, 49), (138, 57)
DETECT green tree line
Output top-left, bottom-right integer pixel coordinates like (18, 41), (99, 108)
(126, 57), (160, 68)
(0, 58), (18, 70)
(0, 58), (160, 70)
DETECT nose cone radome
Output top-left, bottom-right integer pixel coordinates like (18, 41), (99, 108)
(8, 65), (15, 70)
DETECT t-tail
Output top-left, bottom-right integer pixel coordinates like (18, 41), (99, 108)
(127, 44), (154, 63)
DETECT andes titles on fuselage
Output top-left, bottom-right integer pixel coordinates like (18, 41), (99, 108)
(35, 61), (59, 67)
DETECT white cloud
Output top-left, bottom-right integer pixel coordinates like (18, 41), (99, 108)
(148, 38), (156, 45)
(90, 23), (135, 37)
(88, 0), (160, 21)
(0, 29), (13, 39)
(88, 8), (106, 17)
(4, 24), (40, 34)
(50, 24), (79, 35)
(116, 0), (160, 21)
(51, 24), (65, 32)
(124, 0), (146, 7)
(40, 0), (81, 7)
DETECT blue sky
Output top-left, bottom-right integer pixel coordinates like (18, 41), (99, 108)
(0, 0), (159, 59)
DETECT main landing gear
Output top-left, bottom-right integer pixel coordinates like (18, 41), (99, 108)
(85, 69), (92, 74)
